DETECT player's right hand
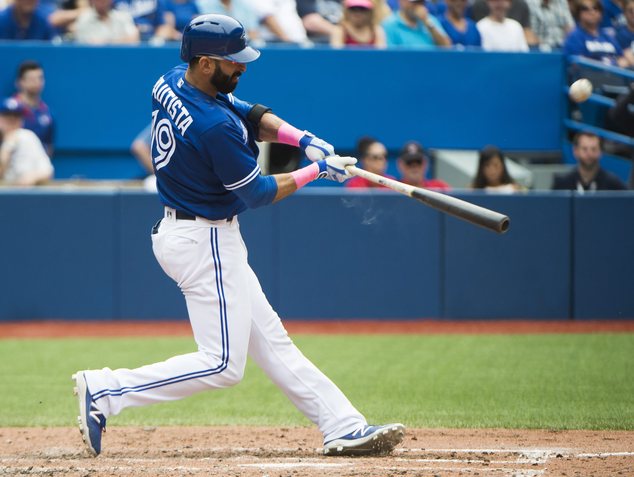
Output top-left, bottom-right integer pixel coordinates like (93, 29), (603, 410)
(299, 132), (335, 162)
(317, 155), (357, 183)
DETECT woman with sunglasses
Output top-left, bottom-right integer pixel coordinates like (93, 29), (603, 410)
(563, 0), (633, 67)
(330, 0), (386, 47)
(345, 136), (396, 188)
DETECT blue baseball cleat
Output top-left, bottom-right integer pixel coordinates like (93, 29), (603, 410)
(72, 371), (106, 456)
(323, 423), (406, 456)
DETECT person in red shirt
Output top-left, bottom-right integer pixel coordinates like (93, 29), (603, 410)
(346, 135), (396, 188)
(396, 140), (450, 191)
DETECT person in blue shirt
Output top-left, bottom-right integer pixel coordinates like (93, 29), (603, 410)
(163, 0), (199, 36)
(383, 0), (451, 47)
(600, 0), (624, 28)
(71, 14), (405, 460)
(564, 0), (633, 67)
(612, 0), (634, 51)
(114, 0), (175, 41)
(0, 0), (57, 40)
(12, 60), (54, 157)
(440, 0), (481, 47)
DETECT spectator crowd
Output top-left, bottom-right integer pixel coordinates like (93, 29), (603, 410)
(0, 0), (632, 189)
(0, 0), (630, 57)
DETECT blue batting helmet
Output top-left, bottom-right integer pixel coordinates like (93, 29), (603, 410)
(180, 14), (260, 64)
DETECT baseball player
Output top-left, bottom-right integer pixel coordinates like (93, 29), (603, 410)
(73, 14), (404, 458)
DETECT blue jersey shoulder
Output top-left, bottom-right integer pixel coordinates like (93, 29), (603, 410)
(151, 64), (267, 220)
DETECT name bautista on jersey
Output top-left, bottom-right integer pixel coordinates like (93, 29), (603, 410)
(152, 76), (193, 136)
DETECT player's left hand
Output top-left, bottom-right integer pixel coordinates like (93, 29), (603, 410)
(317, 155), (357, 183)
(299, 132), (335, 162)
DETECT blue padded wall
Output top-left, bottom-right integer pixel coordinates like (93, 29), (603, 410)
(573, 193), (634, 320)
(1, 190), (633, 321)
(0, 191), (117, 319)
(273, 190), (442, 319)
(116, 191), (186, 319)
(444, 193), (573, 319)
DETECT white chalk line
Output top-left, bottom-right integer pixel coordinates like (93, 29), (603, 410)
(397, 447), (569, 464)
(239, 462), (350, 469)
(0, 465), (221, 474)
(400, 458), (544, 464)
(240, 463), (545, 474)
(1, 447), (632, 475)
(576, 451), (634, 458)
(0, 465), (545, 476)
(397, 447), (569, 455)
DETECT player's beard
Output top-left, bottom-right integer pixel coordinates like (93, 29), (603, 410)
(210, 66), (240, 94)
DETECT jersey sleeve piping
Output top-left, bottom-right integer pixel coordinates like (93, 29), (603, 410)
(223, 164), (261, 190)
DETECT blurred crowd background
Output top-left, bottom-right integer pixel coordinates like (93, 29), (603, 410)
(0, 0), (633, 191)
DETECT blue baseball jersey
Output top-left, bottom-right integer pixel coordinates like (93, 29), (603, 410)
(151, 64), (276, 220)
(614, 25), (634, 51)
(12, 95), (54, 152)
(563, 26), (623, 65)
(114, 0), (167, 41)
(163, 0), (199, 32)
(0, 6), (56, 40)
(440, 15), (481, 47)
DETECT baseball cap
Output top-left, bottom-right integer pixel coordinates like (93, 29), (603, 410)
(345, 0), (374, 8)
(0, 97), (22, 116)
(399, 141), (426, 163)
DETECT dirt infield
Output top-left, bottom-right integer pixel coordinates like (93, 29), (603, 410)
(2, 321), (632, 475)
(1, 319), (634, 338)
(1, 426), (633, 476)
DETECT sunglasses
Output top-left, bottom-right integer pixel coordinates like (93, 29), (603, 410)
(579, 4), (601, 11)
(365, 153), (387, 159)
(348, 6), (371, 11)
(404, 159), (423, 166)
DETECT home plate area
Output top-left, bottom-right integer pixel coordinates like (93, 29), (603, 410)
(0, 427), (632, 476)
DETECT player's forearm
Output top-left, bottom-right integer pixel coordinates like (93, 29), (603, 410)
(272, 161), (324, 202)
(258, 112), (335, 161)
(258, 112), (285, 142)
(272, 173), (298, 202)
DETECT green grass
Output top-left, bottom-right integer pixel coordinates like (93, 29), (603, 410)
(0, 334), (632, 430)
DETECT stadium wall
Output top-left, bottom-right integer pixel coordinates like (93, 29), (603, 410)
(0, 190), (632, 321)
(0, 44), (565, 178)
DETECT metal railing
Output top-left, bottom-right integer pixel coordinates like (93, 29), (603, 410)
(565, 56), (634, 147)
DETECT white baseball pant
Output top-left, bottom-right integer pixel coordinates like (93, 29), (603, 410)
(83, 209), (366, 442)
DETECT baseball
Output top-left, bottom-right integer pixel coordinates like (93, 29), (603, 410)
(569, 79), (593, 103)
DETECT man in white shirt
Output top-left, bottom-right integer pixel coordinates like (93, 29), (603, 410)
(242, 0), (309, 44)
(0, 97), (54, 186)
(74, 0), (140, 44)
(477, 0), (529, 51)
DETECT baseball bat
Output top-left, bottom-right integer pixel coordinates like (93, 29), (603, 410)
(346, 165), (510, 234)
